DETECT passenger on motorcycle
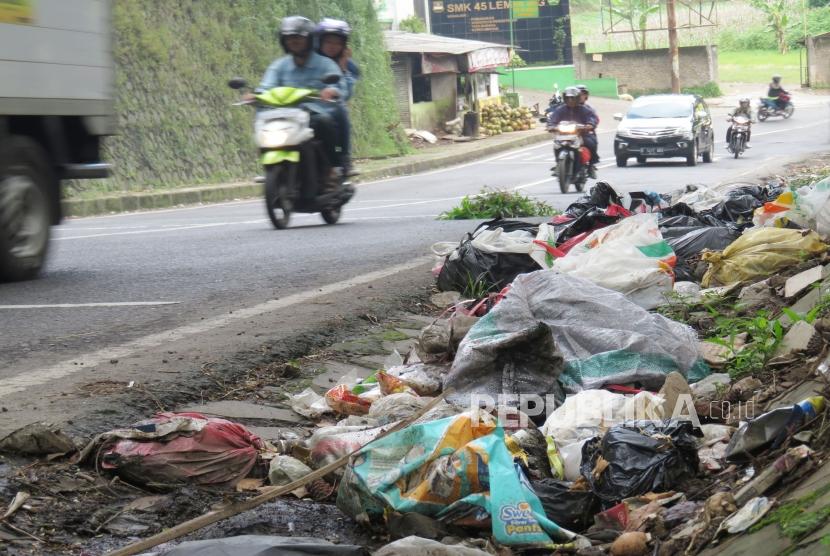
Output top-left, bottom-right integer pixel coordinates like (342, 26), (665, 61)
(258, 16), (349, 188)
(548, 87), (599, 178)
(726, 97), (754, 149)
(315, 17), (360, 177)
(576, 84), (600, 168)
(765, 75), (789, 110)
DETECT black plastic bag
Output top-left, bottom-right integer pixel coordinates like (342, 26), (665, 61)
(532, 479), (601, 532)
(667, 227), (741, 259)
(703, 194), (763, 225)
(436, 219), (540, 294)
(580, 420), (701, 505)
(659, 215), (705, 229)
(554, 207), (625, 246)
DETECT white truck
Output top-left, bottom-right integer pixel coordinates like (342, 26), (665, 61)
(0, 0), (114, 281)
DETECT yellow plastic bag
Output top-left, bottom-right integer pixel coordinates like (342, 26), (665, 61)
(702, 228), (827, 287)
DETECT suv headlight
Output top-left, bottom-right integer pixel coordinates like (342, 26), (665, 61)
(257, 121), (298, 148)
(616, 129), (632, 139)
(680, 129), (694, 140)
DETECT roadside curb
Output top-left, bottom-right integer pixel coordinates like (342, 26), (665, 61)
(62, 131), (551, 218)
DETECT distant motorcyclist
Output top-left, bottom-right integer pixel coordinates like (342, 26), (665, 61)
(315, 17), (360, 177)
(258, 16), (348, 188)
(726, 97), (754, 149)
(766, 74), (789, 110)
(576, 84), (600, 171)
(547, 87), (598, 178)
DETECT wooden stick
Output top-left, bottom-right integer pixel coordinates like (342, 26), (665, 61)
(108, 390), (452, 556)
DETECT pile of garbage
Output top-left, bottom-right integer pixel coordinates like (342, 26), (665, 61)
(4, 176), (830, 555)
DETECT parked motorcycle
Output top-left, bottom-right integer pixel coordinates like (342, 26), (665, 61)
(727, 114), (751, 158)
(550, 121), (591, 194)
(544, 85), (564, 118)
(758, 92), (794, 121)
(228, 75), (354, 229)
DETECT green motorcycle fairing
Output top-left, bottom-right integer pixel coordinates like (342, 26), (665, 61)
(256, 87), (315, 165)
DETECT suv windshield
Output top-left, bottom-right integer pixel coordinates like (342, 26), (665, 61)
(626, 100), (693, 119)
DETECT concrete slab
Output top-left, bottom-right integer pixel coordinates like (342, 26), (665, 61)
(780, 288), (822, 326)
(180, 401), (303, 423)
(784, 266), (828, 299)
(775, 321), (818, 357)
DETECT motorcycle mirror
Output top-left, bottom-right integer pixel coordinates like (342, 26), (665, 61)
(322, 73), (341, 85)
(613, 113), (623, 121)
(228, 77), (248, 90)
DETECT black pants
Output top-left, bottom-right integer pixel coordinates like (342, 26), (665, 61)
(584, 133), (599, 164)
(307, 102), (349, 168)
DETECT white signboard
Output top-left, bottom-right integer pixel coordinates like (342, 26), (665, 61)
(467, 47), (510, 72)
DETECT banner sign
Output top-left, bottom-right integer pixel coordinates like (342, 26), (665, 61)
(430, 0), (572, 64)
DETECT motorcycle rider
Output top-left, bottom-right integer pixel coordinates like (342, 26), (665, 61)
(726, 97), (754, 149)
(576, 84), (600, 170)
(547, 87), (598, 178)
(766, 74), (789, 110)
(258, 16), (349, 190)
(315, 17), (360, 176)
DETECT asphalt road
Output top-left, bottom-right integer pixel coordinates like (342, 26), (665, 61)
(1, 97), (829, 432)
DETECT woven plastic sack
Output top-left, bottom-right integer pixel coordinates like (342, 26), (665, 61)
(446, 271), (708, 397)
(701, 228), (828, 287)
(336, 411), (582, 547)
(550, 213), (677, 310)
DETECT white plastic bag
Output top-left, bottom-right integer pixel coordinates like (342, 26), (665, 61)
(470, 226), (535, 254)
(552, 213), (676, 309)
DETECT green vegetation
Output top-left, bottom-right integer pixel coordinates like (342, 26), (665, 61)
(718, 50), (801, 83)
(439, 188), (558, 220)
(398, 15), (426, 33)
(705, 310), (785, 379)
(628, 82), (723, 98)
(74, 0), (407, 196)
(751, 482), (830, 546)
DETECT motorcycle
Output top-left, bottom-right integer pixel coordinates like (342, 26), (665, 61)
(758, 92), (794, 121)
(228, 75), (354, 229)
(550, 121), (591, 194)
(727, 114), (751, 158)
(544, 85), (564, 118)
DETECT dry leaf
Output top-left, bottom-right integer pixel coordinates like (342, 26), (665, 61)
(235, 478), (264, 492)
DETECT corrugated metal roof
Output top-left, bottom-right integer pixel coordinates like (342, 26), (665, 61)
(384, 30), (510, 55)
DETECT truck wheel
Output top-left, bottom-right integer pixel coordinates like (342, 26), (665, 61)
(0, 137), (53, 282)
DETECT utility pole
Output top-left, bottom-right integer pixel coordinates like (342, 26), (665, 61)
(667, 0), (680, 93)
(509, 1), (516, 93)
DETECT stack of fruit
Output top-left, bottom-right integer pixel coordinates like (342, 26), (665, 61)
(480, 104), (535, 136)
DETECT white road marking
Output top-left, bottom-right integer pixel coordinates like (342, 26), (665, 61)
(0, 256), (434, 398)
(55, 219), (268, 240)
(0, 302), (181, 309)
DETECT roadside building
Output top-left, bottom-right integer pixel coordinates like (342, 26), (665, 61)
(384, 30), (510, 130)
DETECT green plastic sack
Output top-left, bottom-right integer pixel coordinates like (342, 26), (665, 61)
(336, 412), (581, 548)
(702, 228), (827, 287)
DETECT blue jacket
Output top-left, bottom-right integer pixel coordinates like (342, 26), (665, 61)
(547, 104), (598, 128)
(258, 51), (347, 99)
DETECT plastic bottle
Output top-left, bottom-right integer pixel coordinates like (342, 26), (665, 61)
(725, 396), (825, 461)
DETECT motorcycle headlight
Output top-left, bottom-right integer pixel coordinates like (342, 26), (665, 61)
(256, 121), (298, 148)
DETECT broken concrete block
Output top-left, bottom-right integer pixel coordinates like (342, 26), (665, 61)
(775, 320), (819, 357)
(780, 287), (822, 327)
(738, 278), (774, 311)
(699, 341), (732, 367)
(659, 371), (693, 419)
(784, 265), (828, 298)
(429, 291), (462, 308)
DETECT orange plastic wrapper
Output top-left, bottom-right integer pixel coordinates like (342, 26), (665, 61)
(325, 384), (372, 416)
(376, 371), (416, 396)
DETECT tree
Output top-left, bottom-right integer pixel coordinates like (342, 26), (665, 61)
(609, 0), (661, 50)
(749, 0), (791, 54)
(398, 15), (426, 33)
